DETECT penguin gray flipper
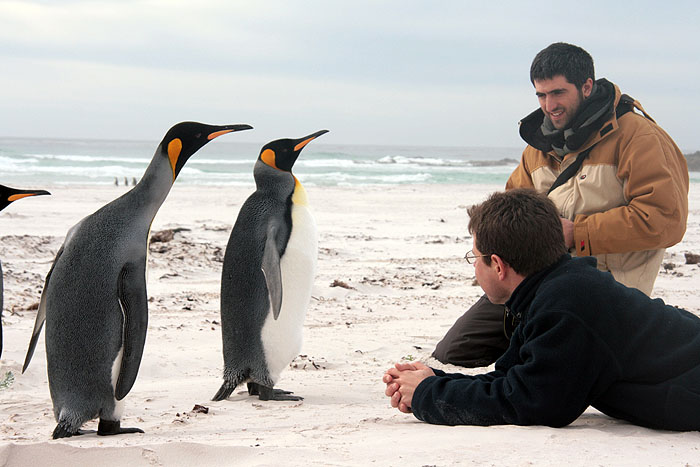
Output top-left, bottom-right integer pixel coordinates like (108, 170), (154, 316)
(114, 259), (148, 401)
(261, 222), (283, 320)
(22, 245), (65, 373)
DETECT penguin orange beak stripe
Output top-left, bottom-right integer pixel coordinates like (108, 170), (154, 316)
(208, 129), (234, 140)
(8, 193), (41, 202)
(293, 130), (329, 152)
(294, 137), (315, 152)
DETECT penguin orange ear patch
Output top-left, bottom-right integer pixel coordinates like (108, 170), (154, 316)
(261, 149), (277, 169)
(168, 138), (183, 179)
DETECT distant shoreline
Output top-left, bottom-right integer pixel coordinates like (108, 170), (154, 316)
(685, 151), (700, 172)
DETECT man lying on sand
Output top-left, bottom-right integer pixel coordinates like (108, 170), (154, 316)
(383, 188), (700, 431)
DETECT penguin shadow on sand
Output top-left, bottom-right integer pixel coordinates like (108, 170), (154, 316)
(0, 185), (50, 360)
(21, 122), (253, 439)
(213, 130), (328, 402)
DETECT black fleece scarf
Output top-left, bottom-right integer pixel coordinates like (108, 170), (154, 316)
(519, 78), (616, 155)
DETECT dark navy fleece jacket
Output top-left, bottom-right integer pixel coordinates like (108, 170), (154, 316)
(412, 255), (700, 431)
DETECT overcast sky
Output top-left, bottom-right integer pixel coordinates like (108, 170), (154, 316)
(1, 0), (698, 151)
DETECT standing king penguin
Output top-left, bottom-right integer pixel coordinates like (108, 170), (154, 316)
(22, 122), (252, 438)
(1, 185), (50, 359)
(213, 130), (328, 402)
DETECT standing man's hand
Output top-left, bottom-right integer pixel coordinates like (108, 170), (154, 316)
(560, 217), (575, 250)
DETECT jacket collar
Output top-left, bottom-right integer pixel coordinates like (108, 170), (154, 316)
(506, 254), (573, 318)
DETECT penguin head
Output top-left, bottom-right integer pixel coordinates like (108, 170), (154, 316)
(257, 130), (329, 173)
(159, 122), (253, 180)
(0, 184), (50, 212)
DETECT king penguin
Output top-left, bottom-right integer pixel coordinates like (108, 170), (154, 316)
(213, 129), (328, 402)
(0, 185), (50, 359)
(22, 121), (252, 438)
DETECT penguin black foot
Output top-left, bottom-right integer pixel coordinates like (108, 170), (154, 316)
(97, 419), (144, 436)
(248, 382), (304, 401)
(212, 382), (236, 401)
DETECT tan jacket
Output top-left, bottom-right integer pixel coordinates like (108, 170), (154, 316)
(507, 84), (689, 295)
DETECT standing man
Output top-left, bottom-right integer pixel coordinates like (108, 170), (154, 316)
(433, 42), (689, 368)
(384, 189), (700, 431)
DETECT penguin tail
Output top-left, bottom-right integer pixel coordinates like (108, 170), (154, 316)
(212, 382), (236, 401)
(52, 422), (78, 439)
(212, 368), (249, 401)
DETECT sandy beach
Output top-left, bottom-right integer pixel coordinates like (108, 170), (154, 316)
(1, 182), (699, 466)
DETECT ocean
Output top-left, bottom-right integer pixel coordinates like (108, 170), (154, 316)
(0, 137), (521, 188)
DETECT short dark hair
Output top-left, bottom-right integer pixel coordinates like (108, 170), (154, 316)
(468, 189), (566, 276)
(530, 42), (594, 89)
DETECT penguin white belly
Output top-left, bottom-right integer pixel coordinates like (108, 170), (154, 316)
(109, 346), (126, 419)
(260, 203), (317, 384)
(109, 298), (128, 419)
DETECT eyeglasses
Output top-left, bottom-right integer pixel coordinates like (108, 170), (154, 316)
(464, 249), (489, 264)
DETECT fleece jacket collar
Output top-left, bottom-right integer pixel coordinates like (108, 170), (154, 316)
(505, 255), (598, 322)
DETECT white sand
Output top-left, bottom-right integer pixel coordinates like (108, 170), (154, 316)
(1, 183), (699, 466)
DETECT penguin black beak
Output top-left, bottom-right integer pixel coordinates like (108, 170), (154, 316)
(293, 130), (329, 152)
(0, 187), (50, 212)
(206, 124), (254, 141)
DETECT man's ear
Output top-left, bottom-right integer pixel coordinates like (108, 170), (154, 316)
(581, 78), (594, 99)
(491, 254), (510, 280)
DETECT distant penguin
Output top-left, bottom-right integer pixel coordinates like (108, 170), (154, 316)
(213, 129), (328, 402)
(22, 122), (252, 438)
(0, 185), (50, 359)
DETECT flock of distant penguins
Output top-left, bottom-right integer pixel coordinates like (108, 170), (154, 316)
(0, 122), (328, 438)
(115, 177), (139, 187)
